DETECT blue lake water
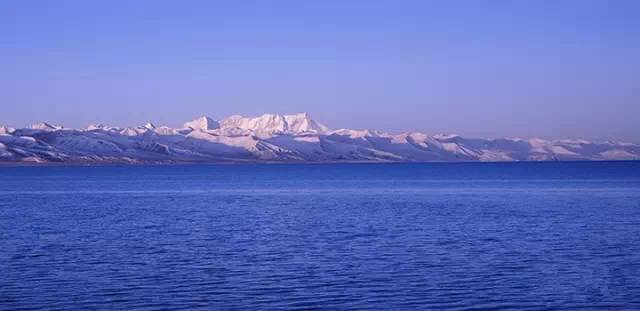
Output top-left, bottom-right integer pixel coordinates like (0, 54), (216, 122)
(1, 162), (640, 310)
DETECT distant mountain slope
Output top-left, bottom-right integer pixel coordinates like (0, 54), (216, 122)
(0, 113), (638, 164)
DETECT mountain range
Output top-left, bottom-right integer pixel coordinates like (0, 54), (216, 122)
(1, 113), (638, 164)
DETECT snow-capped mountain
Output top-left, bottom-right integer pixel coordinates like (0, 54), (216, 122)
(0, 113), (638, 164)
(184, 116), (219, 131)
(219, 113), (330, 135)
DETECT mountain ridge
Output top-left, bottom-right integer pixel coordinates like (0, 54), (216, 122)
(1, 113), (638, 164)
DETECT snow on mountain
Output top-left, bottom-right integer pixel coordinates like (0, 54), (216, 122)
(283, 113), (330, 133)
(219, 113), (330, 134)
(184, 116), (220, 131)
(0, 126), (15, 135)
(0, 113), (638, 164)
(87, 124), (106, 131)
(29, 122), (62, 131)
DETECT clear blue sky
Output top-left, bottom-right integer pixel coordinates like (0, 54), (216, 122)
(2, 0), (639, 141)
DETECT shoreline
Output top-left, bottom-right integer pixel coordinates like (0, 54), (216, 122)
(1, 159), (639, 168)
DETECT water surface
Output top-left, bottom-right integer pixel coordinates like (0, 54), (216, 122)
(1, 162), (640, 310)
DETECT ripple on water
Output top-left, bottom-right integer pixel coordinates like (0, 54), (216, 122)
(1, 163), (640, 310)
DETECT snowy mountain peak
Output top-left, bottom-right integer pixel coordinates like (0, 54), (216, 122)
(331, 128), (380, 138)
(184, 116), (220, 131)
(0, 126), (14, 135)
(433, 134), (459, 140)
(87, 124), (106, 131)
(219, 113), (329, 134)
(528, 137), (548, 146)
(1, 113), (638, 164)
(284, 112), (330, 133)
(29, 122), (61, 130)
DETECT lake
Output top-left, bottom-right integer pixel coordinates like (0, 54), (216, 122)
(1, 162), (640, 310)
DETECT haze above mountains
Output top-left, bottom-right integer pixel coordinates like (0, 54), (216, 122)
(0, 113), (638, 164)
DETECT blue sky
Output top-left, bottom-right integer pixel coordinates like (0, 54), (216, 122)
(1, 0), (639, 141)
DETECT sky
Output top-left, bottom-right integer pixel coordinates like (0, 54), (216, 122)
(1, 0), (639, 141)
